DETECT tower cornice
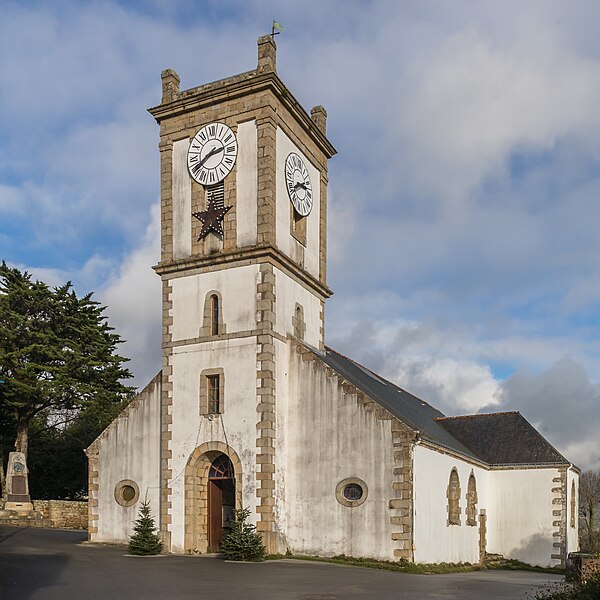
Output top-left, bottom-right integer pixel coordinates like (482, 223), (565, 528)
(148, 70), (337, 159)
(153, 244), (333, 300)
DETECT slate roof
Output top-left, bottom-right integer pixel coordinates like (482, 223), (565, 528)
(436, 412), (569, 466)
(314, 346), (569, 467)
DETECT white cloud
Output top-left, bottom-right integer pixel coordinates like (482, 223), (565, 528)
(99, 202), (162, 388)
(498, 357), (600, 471)
(393, 25), (600, 207)
(389, 357), (501, 414)
(328, 314), (502, 414)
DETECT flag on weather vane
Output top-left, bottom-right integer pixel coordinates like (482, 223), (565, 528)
(272, 20), (286, 36)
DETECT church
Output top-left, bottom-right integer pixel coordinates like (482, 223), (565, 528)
(86, 36), (579, 567)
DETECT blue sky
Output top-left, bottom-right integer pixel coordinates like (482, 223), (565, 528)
(1, 0), (600, 469)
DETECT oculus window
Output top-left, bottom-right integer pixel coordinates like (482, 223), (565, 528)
(114, 479), (140, 508)
(336, 477), (368, 508)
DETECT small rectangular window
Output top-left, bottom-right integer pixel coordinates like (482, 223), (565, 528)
(207, 375), (220, 414)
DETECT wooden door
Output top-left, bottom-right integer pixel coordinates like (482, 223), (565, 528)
(208, 480), (223, 552)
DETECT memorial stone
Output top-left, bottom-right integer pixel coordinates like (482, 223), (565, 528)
(5, 451), (33, 511)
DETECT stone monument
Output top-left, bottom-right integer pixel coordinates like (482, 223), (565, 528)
(4, 451), (33, 512)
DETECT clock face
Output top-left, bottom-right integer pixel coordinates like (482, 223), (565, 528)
(188, 122), (238, 186)
(285, 152), (313, 217)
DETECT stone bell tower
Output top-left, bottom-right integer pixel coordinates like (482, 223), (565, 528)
(148, 35), (336, 553)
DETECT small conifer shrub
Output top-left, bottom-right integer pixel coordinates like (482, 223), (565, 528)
(128, 500), (163, 556)
(219, 508), (266, 561)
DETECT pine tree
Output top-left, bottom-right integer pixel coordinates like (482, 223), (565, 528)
(0, 262), (132, 460)
(219, 507), (266, 561)
(128, 500), (163, 555)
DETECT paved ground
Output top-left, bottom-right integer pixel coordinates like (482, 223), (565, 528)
(0, 526), (565, 599)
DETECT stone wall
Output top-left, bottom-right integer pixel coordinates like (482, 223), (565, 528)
(0, 500), (87, 529)
(33, 500), (87, 529)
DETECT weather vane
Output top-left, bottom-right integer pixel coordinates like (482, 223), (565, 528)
(271, 19), (285, 38)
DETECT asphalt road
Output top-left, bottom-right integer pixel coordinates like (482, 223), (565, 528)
(0, 526), (565, 600)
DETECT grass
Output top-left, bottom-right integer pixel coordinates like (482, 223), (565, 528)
(265, 552), (566, 576)
(527, 576), (600, 599)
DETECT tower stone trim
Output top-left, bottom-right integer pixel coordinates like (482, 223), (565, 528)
(255, 263), (278, 552)
(257, 35), (277, 74)
(310, 105), (327, 135)
(160, 278), (174, 547)
(256, 113), (278, 246)
(161, 69), (180, 103)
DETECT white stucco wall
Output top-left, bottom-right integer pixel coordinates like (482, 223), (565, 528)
(413, 445), (488, 564)
(236, 119), (258, 247)
(170, 265), (259, 342)
(172, 138), (192, 259)
(282, 347), (397, 560)
(275, 128), (320, 279)
(168, 339), (258, 552)
(487, 468), (559, 567)
(94, 375), (161, 543)
(567, 468), (579, 554)
(273, 267), (321, 348)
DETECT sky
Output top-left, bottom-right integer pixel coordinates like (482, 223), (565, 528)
(1, 0), (600, 470)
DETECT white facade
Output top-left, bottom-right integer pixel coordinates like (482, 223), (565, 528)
(487, 468), (558, 566)
(413, 445), (486, 564)
(283, 347), (397, 560)
(413, 445), (578, 567)
(170, 266), (258, 341)
(91, 376), (161, 543)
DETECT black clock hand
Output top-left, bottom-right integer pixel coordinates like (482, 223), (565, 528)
(200, 145), (224, 166)
(293, 182), (308, 191)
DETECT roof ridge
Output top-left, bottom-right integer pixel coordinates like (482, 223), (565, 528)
(435, 411), (521, 421)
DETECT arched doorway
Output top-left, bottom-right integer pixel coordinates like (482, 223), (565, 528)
(183, 443), (242, 554)
(207, 454), (236, 551)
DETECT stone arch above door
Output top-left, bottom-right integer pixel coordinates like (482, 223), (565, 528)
(184, 442), (243, 553)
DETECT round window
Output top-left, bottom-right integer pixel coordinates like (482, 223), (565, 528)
(336, 477), (368, 507)
(343, 483), (363, 501)
(121, 485), (136, 503)
(114, 479), (140, 507)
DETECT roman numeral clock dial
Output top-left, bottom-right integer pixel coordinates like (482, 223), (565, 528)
(187, 122), (238, 185)
(285, 152), (313, 217)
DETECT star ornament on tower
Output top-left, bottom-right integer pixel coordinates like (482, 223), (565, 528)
(193, 199), (232, 241)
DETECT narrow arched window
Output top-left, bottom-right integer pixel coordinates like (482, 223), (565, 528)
(293, 303), (305, 340)
(210, 294), (219, 336)
(466, 473), (477, 526)
(201, 291), (225, 338)
(447, 468), (461, 526)
(570, 480), (576, 528)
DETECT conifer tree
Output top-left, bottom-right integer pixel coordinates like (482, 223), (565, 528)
(219, 507), (266, 561)
(128, 500), (163, 555)
(0, 262), (133, 460)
